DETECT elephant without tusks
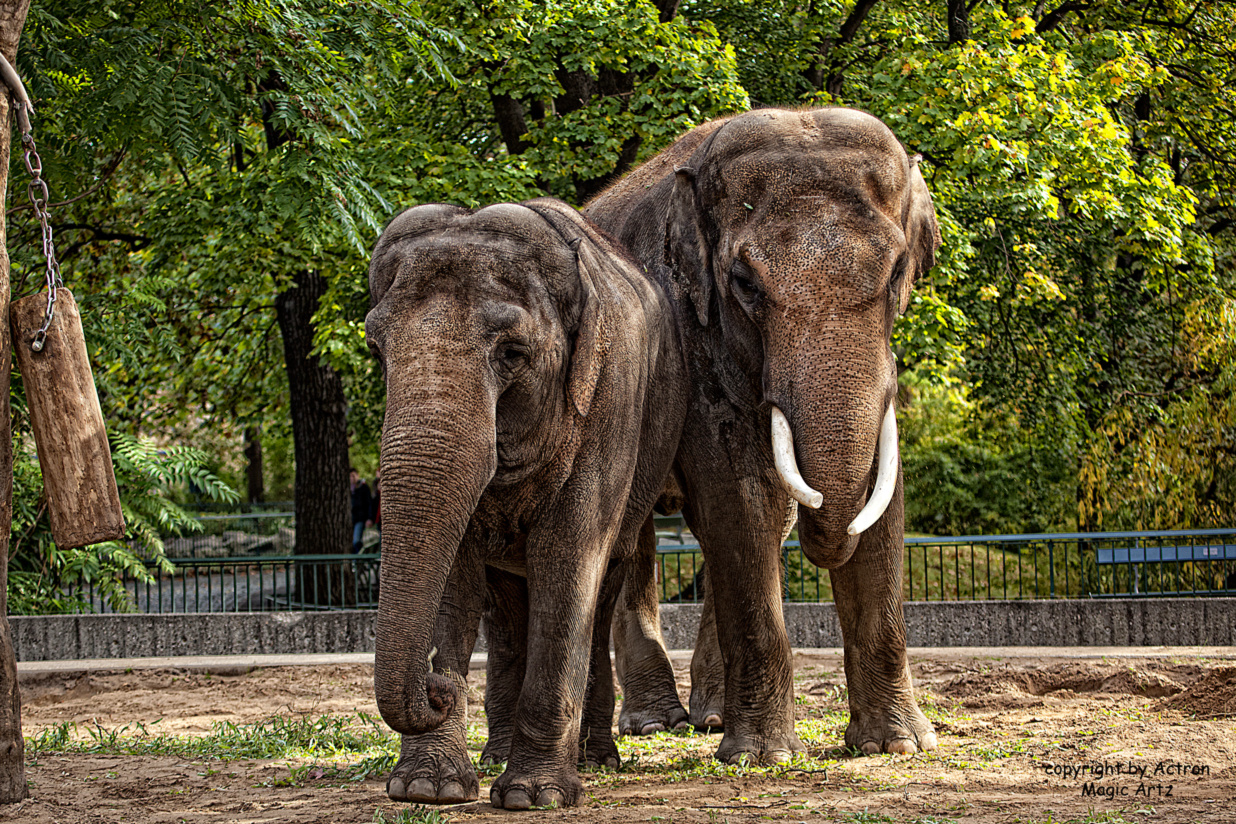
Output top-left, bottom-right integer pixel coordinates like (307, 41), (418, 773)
(366, 198), (685, 808)
(583, 106), (943, 762)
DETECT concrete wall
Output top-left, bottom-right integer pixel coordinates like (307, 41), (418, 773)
(11, 598), (1236, 661)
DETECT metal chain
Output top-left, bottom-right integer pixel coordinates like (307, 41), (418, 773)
(1, 53), (59, 352)
(21, 131), (62, 352)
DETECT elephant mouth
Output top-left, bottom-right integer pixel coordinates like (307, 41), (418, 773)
(769, 402), (898, 537)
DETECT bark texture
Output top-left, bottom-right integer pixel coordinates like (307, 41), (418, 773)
(1, 0), (32, 803)
(947, 0), (971, 44)
(11, 289), (124, 549)
(273, 270), (351, 563)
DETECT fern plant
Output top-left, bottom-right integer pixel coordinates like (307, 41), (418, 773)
(7, 434), (238, 615)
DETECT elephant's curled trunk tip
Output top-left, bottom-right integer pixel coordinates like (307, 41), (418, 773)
(424, 671), (457, 721)
(380, 670), (458, 735)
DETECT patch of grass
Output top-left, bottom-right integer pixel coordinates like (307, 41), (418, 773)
(964, 739), (1029, 760)
(465, 722), (488, 750)
(794, 715), (850, 748)
(1012, 811), (1137, 824)
(26, 713), (398, 763)
(371, 807), (450, 824)
(1075, 811), (1135, 824)
(835, 810), (895, 823)
(608, 730), (837, 789)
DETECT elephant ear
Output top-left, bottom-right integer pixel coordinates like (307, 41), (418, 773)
(566, 239), (609, 418)
(665, 166), (712, 327)
(520, 198), (610, 418)
(895, 154), (943, 314)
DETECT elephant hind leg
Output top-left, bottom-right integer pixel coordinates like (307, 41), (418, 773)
(579, 560), (625, 769)
(688, 568), (725, 730)
(613, 516), (689, 736)
(479, 565), (529, 768)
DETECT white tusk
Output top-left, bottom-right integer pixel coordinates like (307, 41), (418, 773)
(771, 407), (823, 509)
(847, 403), (899, 536)
(427, 646), (438, 669)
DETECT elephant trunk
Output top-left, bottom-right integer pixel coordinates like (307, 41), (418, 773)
(373, 363), (496, 736)
(770, 403), (898, 535)
(767, 338), (897, 568)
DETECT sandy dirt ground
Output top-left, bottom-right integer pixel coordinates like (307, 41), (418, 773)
(5, 649), (1236, 824)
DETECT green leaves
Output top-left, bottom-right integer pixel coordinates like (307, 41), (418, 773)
(10, 0), (1235, 541)
(6, 433), (238, 615)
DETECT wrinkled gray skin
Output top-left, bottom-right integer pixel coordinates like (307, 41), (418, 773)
(583, 107), (942, 761)
(367, 198), (685, 808)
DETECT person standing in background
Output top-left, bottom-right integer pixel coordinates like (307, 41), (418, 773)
(349, 467), (372, 553)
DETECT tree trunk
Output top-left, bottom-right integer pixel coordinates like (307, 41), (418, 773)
(0, 0), (33, 803)
(273, 270), (353, 606)
(947, 0), (971, 44)
(802, 0), (881, 95)
(243, 425), (264, 505)
(258, 86), (352, 601)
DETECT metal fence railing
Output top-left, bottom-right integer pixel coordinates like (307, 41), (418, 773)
(68, 554), (382, 613)
(47, 518), (1236, 614)
(652, 525), (1236, 603)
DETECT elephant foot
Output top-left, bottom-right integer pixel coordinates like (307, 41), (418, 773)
(714, 727), (805, 766)
(490, 762), (584, 810)
(617, 694), (689, 736)
(688, 687), (724, 731)
(579, 729), (621, 770)
(479, 731), (512, 767)
(386, 744), (479, 804)
(844, 701), (937, 755)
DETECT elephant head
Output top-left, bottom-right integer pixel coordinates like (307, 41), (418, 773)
(365, 199), (628, 736)
(665, 107), (941, 566)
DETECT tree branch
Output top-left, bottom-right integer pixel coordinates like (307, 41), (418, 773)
(948, 0), (971, 44)
(652, 0), (679, 23)
(489, 89), (531, 155)
(803, 0), (882, 93)
(7, 148), (127, 214)
(1036, 1), (1089, 33)
(54, 223), (151, 265)
(1205, 217), (1235, 236)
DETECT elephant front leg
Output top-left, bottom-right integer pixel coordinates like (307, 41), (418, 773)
(687, 488), (803, 765)
(828, 481), (936, 755)
(613, 516), (689, 736)
(387, 671), (477, 804)
(387, 540), (484, 803)
(489, 551), (606, 810)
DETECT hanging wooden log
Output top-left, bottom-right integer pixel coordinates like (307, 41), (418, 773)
(10, 287), (125, 549)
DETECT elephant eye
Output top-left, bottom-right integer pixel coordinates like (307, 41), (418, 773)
(494, 342), (530, 373)
(367, 339), (386, 371)
(730, 260), (760, 301)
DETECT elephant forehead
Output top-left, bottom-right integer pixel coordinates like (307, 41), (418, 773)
(709, 107), (906, 174)
(717, 149), (905, 223)
(395, 231), (573, 293)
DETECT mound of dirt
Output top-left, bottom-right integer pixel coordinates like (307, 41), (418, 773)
(1154, 666), (1236, 718)
(941, 662), (1184, 709)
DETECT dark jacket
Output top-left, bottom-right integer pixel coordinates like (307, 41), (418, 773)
(351, 481), (372, 525)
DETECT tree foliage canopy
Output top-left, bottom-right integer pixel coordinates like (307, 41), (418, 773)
(5, 0), (1234, 609)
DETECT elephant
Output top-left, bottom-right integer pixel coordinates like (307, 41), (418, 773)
(366, 197), (685, 809)
(582, 106), (942, 761)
